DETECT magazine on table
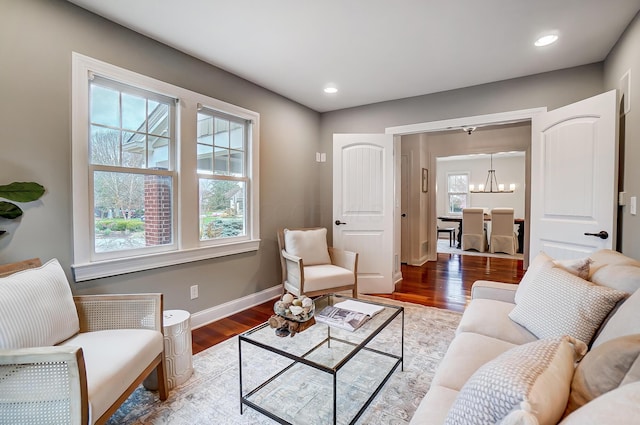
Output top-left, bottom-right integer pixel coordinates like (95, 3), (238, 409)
(315, 299), (385, 331)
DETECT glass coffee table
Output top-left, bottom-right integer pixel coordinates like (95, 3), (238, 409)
(239, 294), (404, 425)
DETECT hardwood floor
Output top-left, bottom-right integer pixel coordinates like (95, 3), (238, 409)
(191, 253), (525, 354)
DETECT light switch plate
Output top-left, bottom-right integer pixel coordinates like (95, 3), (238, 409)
(631, 196), (637, 216)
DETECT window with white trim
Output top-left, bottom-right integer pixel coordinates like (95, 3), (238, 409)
(196, 108), (249, 241)
(72, 53), (260, 281)
(447, 173), (469, 213)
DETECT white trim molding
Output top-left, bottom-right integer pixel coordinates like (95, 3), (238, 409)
(190, 284), (281, 329)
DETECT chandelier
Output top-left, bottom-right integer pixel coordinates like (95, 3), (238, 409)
(469, 154), (514, 193)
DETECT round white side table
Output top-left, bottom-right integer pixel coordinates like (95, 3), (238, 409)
(143, 309), (193, 391)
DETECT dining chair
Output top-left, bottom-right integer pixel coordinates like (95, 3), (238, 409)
(489, 208), (518, 255)
(461, 208), (488, 252)
(277, 227), (358, 297)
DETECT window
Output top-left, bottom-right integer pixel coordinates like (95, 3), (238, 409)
(197, 109), (248, 241)
(90, 76), (176, 256)
(447, 173), (469, 213)
(72, 53), (260, 281)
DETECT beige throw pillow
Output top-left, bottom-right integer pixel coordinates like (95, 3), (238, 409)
(444, 336), (587, 425)
(0, 259), (79, 349)
(565, 334), (640, 415)
(284, 228), (331, 266)
(509, 266), (627, 345)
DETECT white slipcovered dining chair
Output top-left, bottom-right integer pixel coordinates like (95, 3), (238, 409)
(489, 208), (518, 255)
(461, 208), (488, 252)
(277, 227), (358, 297)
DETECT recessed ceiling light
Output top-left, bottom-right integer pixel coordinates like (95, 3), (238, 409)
(535, 34), (558, 47)
(324, 86), (338, 94)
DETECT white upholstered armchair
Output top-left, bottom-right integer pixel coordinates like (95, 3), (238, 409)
(0, 258), (167, 425)
(277, 227), (358, 297)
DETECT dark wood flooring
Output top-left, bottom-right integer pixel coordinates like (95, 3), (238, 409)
(191, 253), (525, 354)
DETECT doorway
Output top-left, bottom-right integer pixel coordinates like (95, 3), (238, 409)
(435, 150), (526, 260)
(399, 122), (532, 266)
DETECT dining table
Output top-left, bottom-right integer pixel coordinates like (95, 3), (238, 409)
(437, 214), (525, 253)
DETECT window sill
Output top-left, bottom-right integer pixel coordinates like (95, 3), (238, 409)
(72, 239), (260, 282)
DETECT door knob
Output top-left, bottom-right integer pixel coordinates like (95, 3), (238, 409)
(335, 220), (347, 225)
(584, 231), (609, 240)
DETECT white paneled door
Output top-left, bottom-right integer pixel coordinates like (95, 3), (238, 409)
(333, 134), (395, 294)
(530, 90), (617, 261)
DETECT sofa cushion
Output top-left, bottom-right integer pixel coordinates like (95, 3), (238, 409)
(588, 249), (640, 276)
(590, 263), (640, 294)
(509, 266), (626, 345)
(432, 332), (517, 391)
(0, 259), (79, 349)
(559, 381), (640, 425)
(592, 289), (640, 347)
(284, 228), (331, 266)
(456, 299), (537, 346)
(444, 336), (587, 425)
(566, 334), (640, 415)
(58, 329), (163, 422)
(410, 385), (459, 425)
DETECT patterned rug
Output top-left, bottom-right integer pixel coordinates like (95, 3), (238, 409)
(107, 299), (461, 425)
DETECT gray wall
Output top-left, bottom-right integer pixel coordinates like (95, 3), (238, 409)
(2, 0), (638, 316)
(604, 12), (640, 259)
(0, 0), (321, 311)
(319, 64), (606, 245)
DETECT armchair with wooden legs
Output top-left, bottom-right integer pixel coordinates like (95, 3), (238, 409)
(277, 227), (358, 298)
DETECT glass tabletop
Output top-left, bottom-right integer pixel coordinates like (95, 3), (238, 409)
(240, 293), (403, 371)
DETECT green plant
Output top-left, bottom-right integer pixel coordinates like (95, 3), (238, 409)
(0, 182), (45, 219)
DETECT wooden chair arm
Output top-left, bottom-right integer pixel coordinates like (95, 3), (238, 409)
(281, 250), (304, 290)
(328, 247), (358, 272)
(0, 346), (88, 424)
(74, 293), (163, 333)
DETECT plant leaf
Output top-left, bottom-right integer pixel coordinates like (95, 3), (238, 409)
(0, 201), (23, 219)
(0, 182), (45, 202)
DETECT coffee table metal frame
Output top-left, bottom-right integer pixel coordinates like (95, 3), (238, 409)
(238, 294), (404, 425)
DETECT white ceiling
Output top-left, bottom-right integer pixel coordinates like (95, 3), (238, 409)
(67, 0), (640, 113)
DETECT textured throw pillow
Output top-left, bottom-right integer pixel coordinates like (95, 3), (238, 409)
(0, 259), (79, 349)
(565, 334), (640, 415)
(514, 252), (555, 304)
(444, 336), (587, 425)
(283, 228), (331, 266)
(509, 266), (627, 345)
(515, 253), (594, 304)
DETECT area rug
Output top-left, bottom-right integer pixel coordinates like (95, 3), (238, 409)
(107, 299), (461, 425)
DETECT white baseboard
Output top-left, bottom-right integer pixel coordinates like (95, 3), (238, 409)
(190, 285), (281, 329)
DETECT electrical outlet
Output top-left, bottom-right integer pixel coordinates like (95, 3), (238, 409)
(190, 285), (199, 300)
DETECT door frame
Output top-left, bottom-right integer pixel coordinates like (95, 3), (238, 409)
(385, 107), (547, 270)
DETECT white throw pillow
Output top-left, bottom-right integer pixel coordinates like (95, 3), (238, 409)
(284, 228), (331, 266)
(444, 336), (587, 425)
(515, 252), (593, 304)
(509, 266), (627, 345)
(554, 257), (593, 280)
(0, 259), (79, 349)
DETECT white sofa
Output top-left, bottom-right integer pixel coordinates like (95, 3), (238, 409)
(0, 258), (168, 424)
(410, 249), (640, 425)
